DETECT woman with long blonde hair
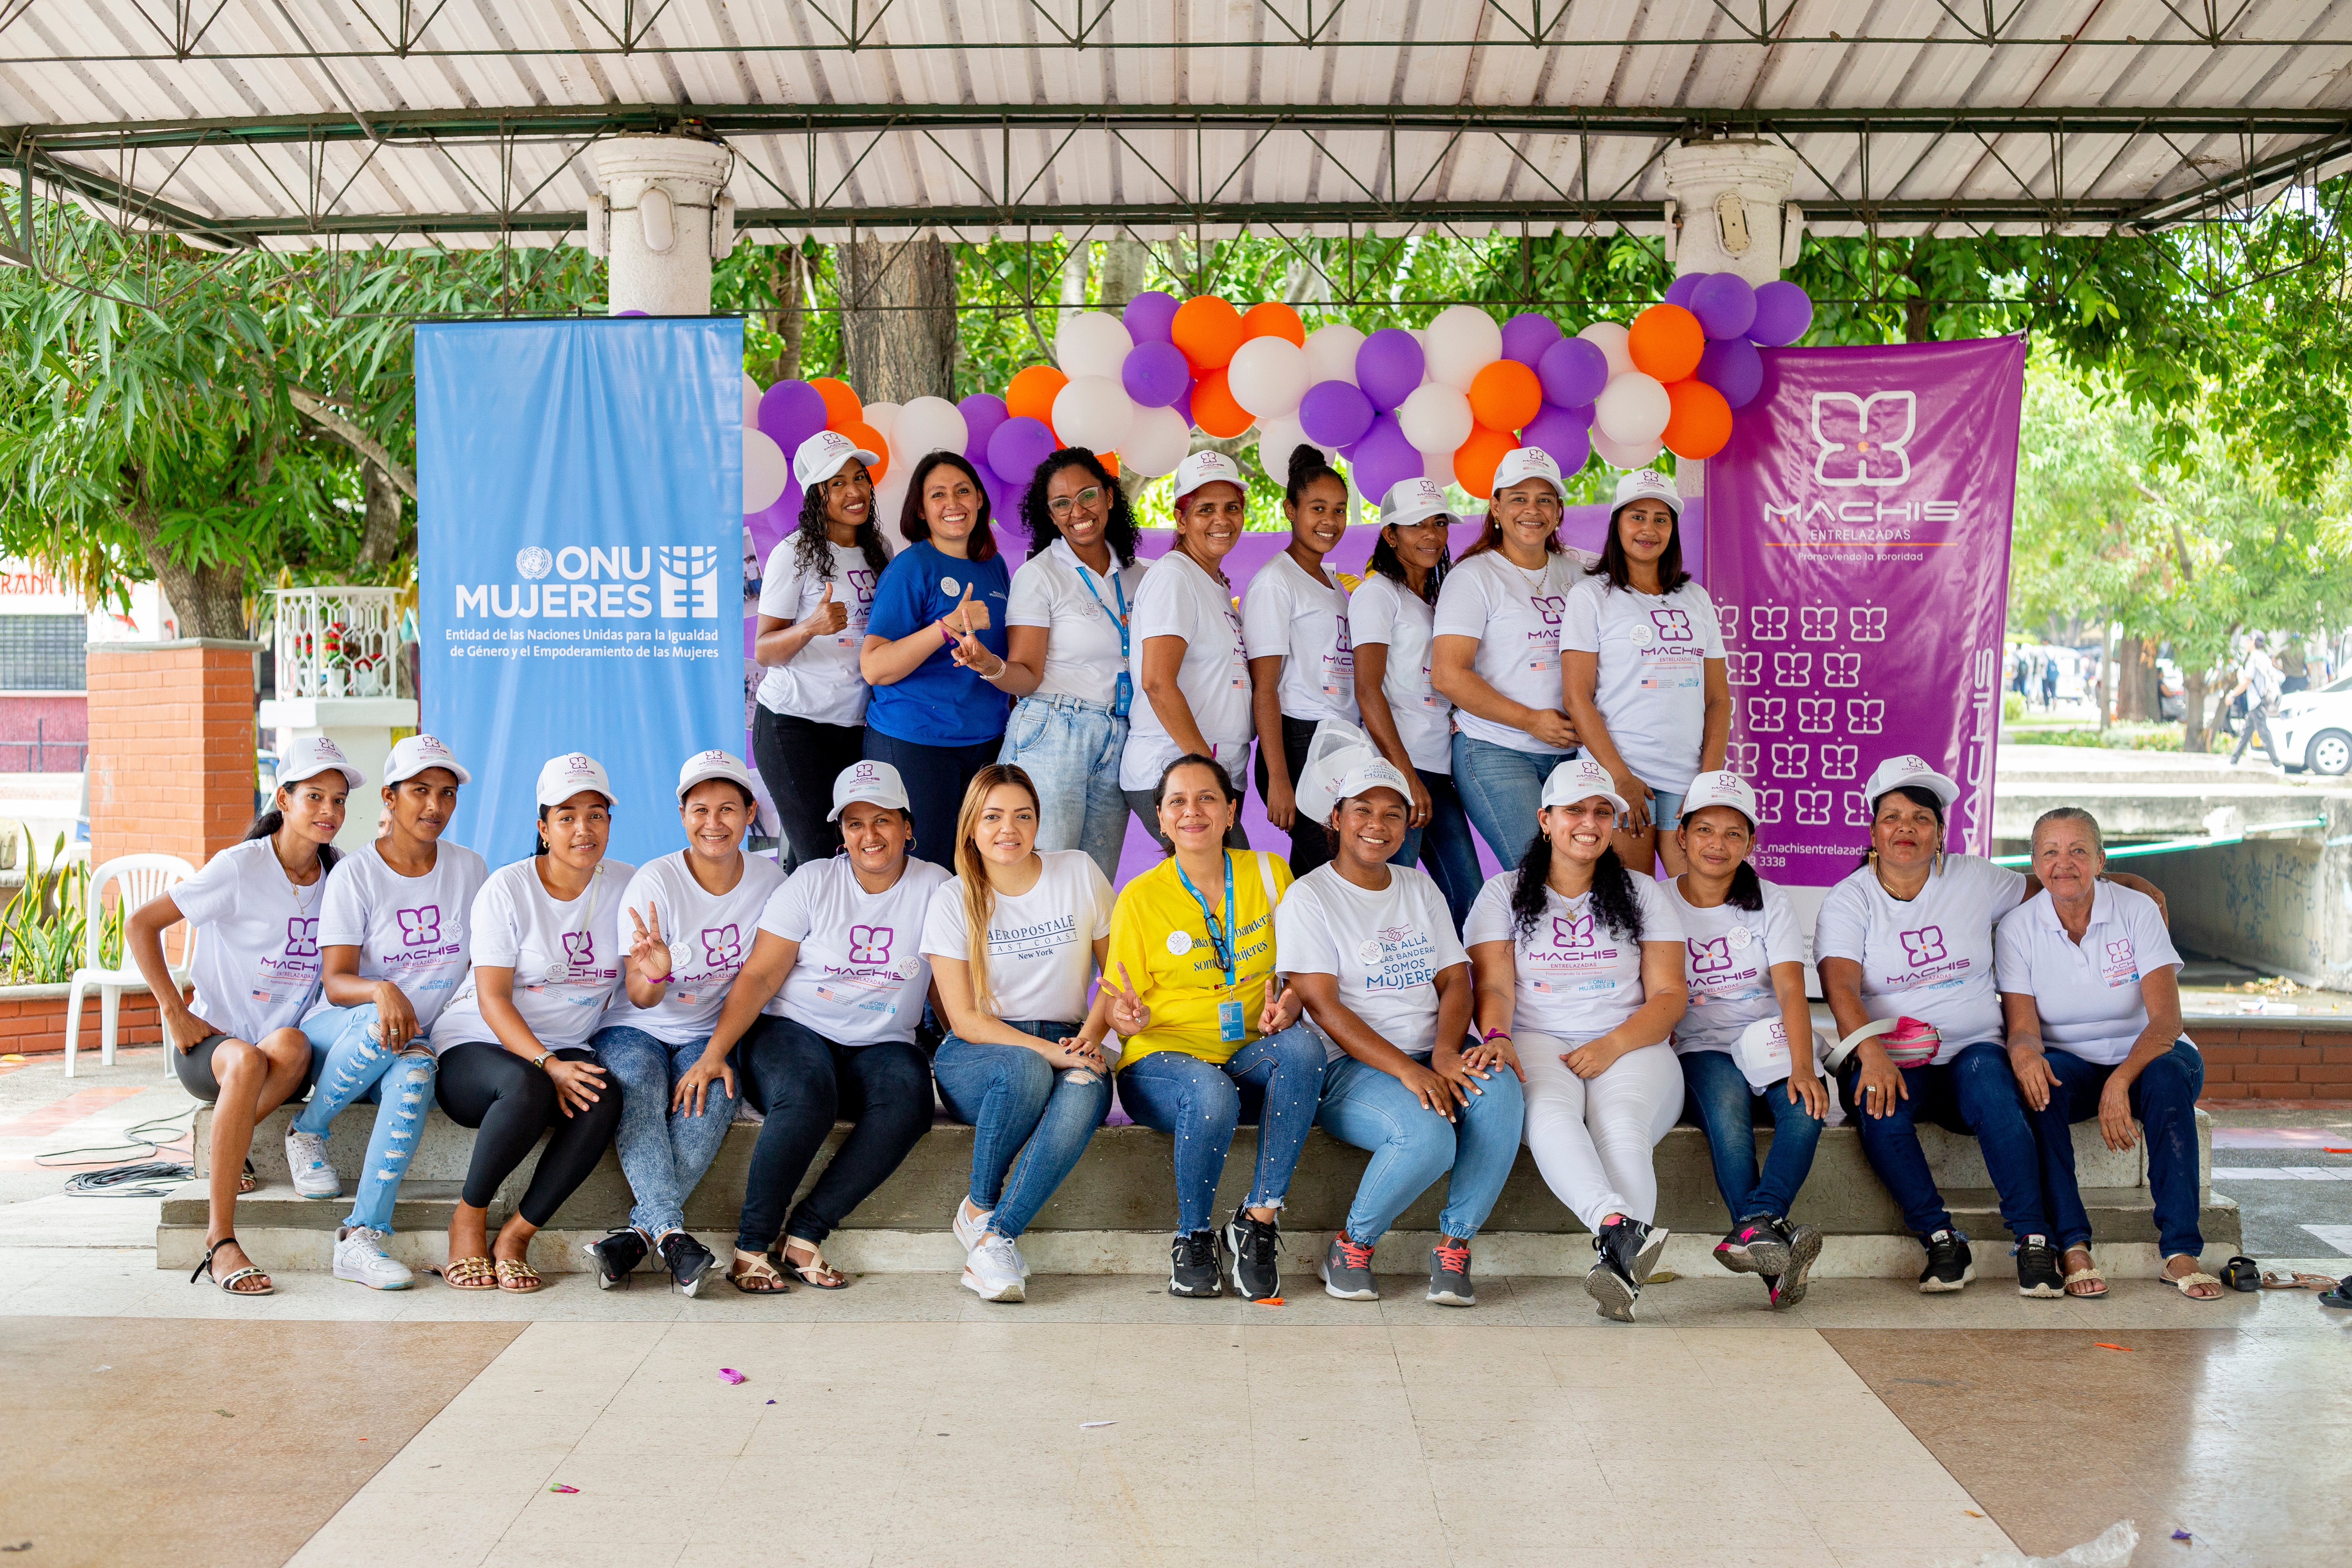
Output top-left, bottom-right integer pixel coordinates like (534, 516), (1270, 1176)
(921, 764), (1121, 1301)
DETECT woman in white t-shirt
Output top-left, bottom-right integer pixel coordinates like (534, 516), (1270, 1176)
(285, 734), (487, 1292)
(753, 430), (894, 870)
(923, 765), (1120, 1301)
(429, 753), (636, 1293)
(1662, 771), (1826, 1310)
(1354, 478), (1480, 929)
(1561, 468), (1729, 876)
(1432, 446), (1594, 866)
(1464, 757), (1688, 1323)
(577, 750), (784, 1298)
(1996, 807), (2214, 1300)
(129, 737), (361, 1297)
(671, 760), (949, 1293)
(994, 447), (1151, 884)
(1278, 749), (1521, 1307)
(1245, 445), (1359, 875)
(1816, 755), (2168, 1298)
(1121, 450), (1254, 848)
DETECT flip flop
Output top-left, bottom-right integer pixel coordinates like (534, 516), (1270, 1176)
(434, 1255), (497, 1291)
(190, 1236), (272, 1295)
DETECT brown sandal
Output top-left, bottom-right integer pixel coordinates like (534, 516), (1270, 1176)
(494, 1257), (544, 1294)
(780, 1241), (848, 1290)
(728, 1249), (791, 1294)
(437, 1255), (497, 1290)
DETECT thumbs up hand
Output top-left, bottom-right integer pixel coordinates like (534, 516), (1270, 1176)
(810, 579), (849, 636)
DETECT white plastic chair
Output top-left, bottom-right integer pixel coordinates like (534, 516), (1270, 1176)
(65, 854), (197, 1078)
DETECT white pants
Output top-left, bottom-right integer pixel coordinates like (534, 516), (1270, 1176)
(1518, 1031), (1685, 1232)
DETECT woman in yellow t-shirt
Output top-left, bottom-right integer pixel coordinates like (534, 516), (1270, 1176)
(1106, 754), (1325, 1302)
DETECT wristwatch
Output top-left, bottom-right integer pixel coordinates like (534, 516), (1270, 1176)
(532, 1050), (554, 1071)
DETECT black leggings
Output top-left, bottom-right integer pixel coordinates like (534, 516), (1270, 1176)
(1253, 711), (1330, 876)
(434, 1042), (625, 1228)
(753, 706), (866, 873)
(735, 1015), (934, 1253)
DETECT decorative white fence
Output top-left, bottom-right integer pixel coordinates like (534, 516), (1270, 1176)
(270, 587), (408, 700)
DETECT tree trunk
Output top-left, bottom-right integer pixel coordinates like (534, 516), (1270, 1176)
(1096, 236), (1151, 312)
(356, 459), (405, 569)
(2183, 666), (2211, 752)
(2116, 635), (2160, 722)
(121, 473), (248, 639)
(833, 237), (957, 402)
(761, 245), (806, 385)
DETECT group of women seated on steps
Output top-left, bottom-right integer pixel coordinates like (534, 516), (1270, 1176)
(145, 437), (2216, 1314)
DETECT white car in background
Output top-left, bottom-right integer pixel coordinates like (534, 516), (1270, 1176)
(2274, 674), (2352, 774)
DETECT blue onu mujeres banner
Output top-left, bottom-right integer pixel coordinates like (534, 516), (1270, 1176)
(417, 318), (744, 869)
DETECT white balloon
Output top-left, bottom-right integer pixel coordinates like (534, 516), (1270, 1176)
(1579, 321), (1635, 381)
(1121, 405), (1192, 478)
(1052, 376), (1136, 454)
(1398, 383), (1474, 454)
(872, 474), (913, 551)
(1594, 371), (1671, 447)
(1421, 446), (1459, 492)
(862, 400), (903, 447)
(890, 395), (968, 460)
(1303, 323), (1366, 386)
(1255, 413), (1332, 481)
(1227, 336), (1310, 418)
(744, 428), (790, 513)
(1424, 304), (1504, 392)
(1056, 310), (1134, 382)
(741, 372), (763, 429)
(1589, 426), (1662, 469)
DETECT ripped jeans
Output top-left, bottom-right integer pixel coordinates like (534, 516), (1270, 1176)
(932, 1022), (1110, 1242)
(294, 1003), (438, 1234)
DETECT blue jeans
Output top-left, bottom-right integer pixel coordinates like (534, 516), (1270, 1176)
(864, 728), (1006, 871)
(594, 1024), (737, 1240)
(1452, 733), (1569, 867)
(999, 695), (1132, 886)
(1390, 768), (1482, 930)
(1650, 790), (1686, 831)
(1316, 1053), (1524, 1245)
(933, 1022), (1111, 1240)
(1681, 1047), (1824, 1222)
(1117, 1025), (1327, 1234)
(1840, 1040), (2050, 1242)
(2027, 1041), (2206, 1258)
(294, 1004), (437, 1234)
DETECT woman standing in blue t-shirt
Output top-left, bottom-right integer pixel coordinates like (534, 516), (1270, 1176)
(860, 450), (1020, 868)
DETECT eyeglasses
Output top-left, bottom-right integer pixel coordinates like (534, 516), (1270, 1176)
(1047, 486), (1105, 517)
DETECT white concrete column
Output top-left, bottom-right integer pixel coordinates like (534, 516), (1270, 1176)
(586, 136), (736, 316)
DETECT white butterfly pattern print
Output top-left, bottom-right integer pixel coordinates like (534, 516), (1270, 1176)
(1811, 392), (1916, 487)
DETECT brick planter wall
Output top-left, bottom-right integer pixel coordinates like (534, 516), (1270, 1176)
(85, 638), (261, 870)
(2192, 1020), (2352, 1102)
(0, 982), (178, 1055)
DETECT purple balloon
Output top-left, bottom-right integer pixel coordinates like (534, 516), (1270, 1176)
(1169, 381), (1194, 430)
(1500, 312), (1564, 368)
(1663, 272), (1710, 310)
(1697, 337), (1765, 410)
(1691, 273), (1759, 341)
(758, 380), (831, 455)
(1537, 337), (1610, 409)
(1298, 379), (1376, 448)
(1122, 341), (1193, 408)
(1349, 412), (1421, 505)
(1749, 280), (1813, 346)
(958, 392), (1010, 464)
(987, 416), (1058, 490)
(1354, 328), (1425, 414)
(747, 488), (800, 559)
(1521, 404), (1593, 476)
(1123, 290), (1181, 345)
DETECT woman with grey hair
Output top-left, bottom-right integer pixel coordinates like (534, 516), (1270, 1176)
(1994, 806), (2214, 1299)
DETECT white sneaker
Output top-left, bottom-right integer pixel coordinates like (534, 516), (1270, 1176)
(332, 1226), (414, 1290)
(951, 1199), (993, 1254)
(285, 1128), (340, 1199)
(961, 1233), (1026, 1303)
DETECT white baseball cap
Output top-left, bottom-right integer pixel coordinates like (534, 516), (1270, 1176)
(382, 733), (471, 787)
(535, 752), (616, 808)
(278, 735), (365, 792)
(793, 428), (880, 490)
(826, 758), (911, 820)
(1862, 753), (1959, 809)
(1491, 445), (1564, 497)
(676, 748), (757, 802)
(1611, 466), (1684, 517)
(1380, 476), (1451, 530)
(1540, 755), (1628, 817)
(1328, 757), (1413, 811)
(1679, 770), (1757, 826)
(1172, 450), (1245, 502)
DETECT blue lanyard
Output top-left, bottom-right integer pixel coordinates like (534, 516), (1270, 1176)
(1173, 852), (1237, 985)
(1072, 562), (1134, 716)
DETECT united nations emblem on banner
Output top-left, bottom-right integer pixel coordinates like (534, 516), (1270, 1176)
(516, 546), (552, 580)
(657, 544), (719, 618)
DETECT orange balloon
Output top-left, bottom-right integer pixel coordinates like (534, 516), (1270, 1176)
(1099, 451), (1121, 477)
(1172, 295), (1246, 372)
(1239, 301), (1306, 346)
(811, 376), (863, 431)
(1454, 425), (1519, 498)
(1190, 368), (1254, 438)
(1661, 378), (1733, 461)
(1468, 360), (1543, 434)
(842, 421), (891, 483)
(1627, 304), (1705, 384)
(1006, 365), (1069, 429)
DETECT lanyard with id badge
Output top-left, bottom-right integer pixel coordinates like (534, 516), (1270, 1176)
(1175, 851), (1247, 1043)
(1073, 564), (1132, 717)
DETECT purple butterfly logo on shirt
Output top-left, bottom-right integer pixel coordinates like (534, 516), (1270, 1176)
(702, 924), (744, 969)
(1688, 936), (1733, 973)
(2105, 938), (2136, 967)
(561, 930), (596, 967)
(849, 925), (893, 964)
(1530, 595), (1566, 626)
(845, 568), (877, 607)
(1899, 926), (1947, 966)
(1650, 608), (1693, 642)
(1550, 913), (1596, 951)
(396, 906), (441, 947)
(285, 917), (320, 958)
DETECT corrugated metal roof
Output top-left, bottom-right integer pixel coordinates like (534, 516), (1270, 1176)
(3, 1), (2350, 247)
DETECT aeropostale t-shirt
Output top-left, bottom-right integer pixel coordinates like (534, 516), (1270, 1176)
(920, 850), (1114, 1026)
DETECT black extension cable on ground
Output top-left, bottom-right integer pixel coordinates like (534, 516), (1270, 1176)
(38, 1109), (197, 1198)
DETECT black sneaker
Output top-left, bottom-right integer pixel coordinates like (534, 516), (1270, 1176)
(1917, 1228), (1976, 1293)
(659, 1232), (717, 1298)
(2014, 1235), (2065, 1299)
(1427, 1241), (1475, 1307)
(1168, 1230), (1223, 1298)
(1766, 1219), (1823, 1310)
(1224, 1209), (1283, 1301)
(1586, 1216), (1665, 1323)
(1716, 1216), (1790, 1276)
(581, 1228), (648, 1290)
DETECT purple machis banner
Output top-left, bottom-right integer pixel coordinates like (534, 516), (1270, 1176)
(1706, 336), (2025, 886)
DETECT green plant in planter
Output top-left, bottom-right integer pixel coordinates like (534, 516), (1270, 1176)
(0, 835), (120, 986)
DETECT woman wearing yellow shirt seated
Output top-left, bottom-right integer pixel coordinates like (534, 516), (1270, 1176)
(1106, 754), (1324, 1302)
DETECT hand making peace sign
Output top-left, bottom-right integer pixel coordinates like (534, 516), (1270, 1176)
(627, 904), (673, 984)
(1105, 962), (1152, 1036)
